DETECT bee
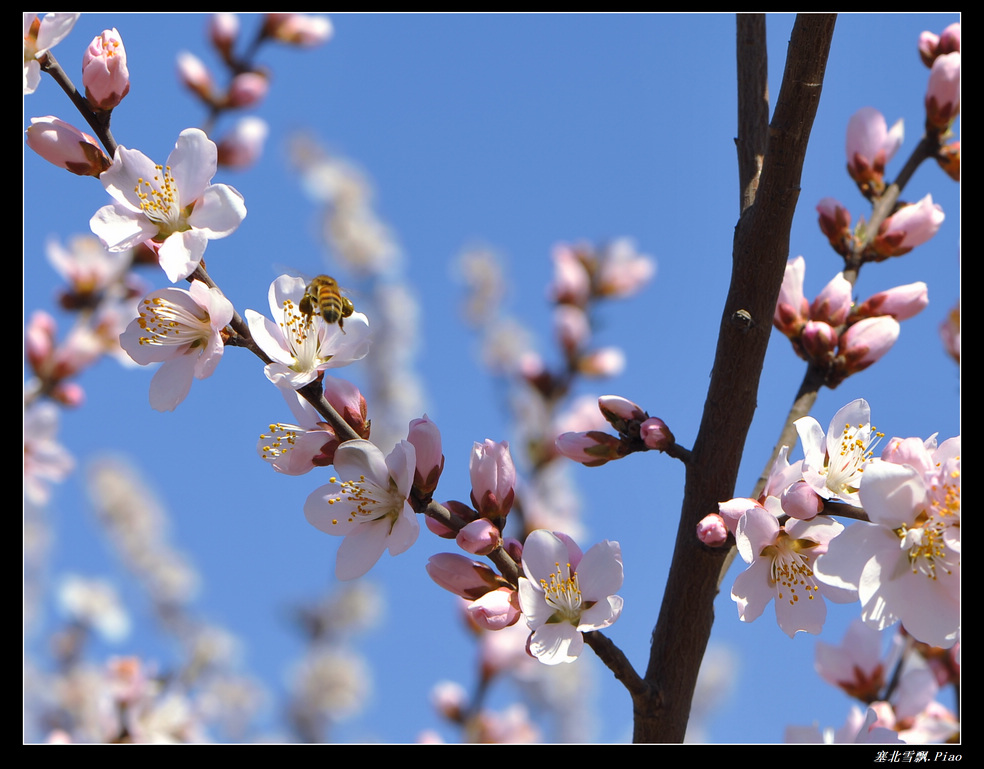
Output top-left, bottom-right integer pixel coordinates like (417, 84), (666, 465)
(299, 274), (356, 333)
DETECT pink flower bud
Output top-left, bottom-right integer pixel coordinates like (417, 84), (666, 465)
(263, 13), (333, 46)
(596, 238), (656, 298)
(839, 316), (900, 375)
(774, 256), (809, 337)
(554, 304), (590, 351)
(322, 375), (369, 438)
(810, 272), (853, 327)
(598, 395), (647, 435)
(555, 430), (623, 467)
(466, 587), (521, 631)
(469, 440), (516, 520)
(216, 117), (269, 169)
(226, 71), (269, 109)
(697, 513), (728, 546)
(82, 28), (130, 110)
(816, 199), (854, 256)
(407, 414), (444, 496)
(869, 194), (945, 259)
(853, 282), (928, 322)
(25, 116), (111, 177)
(780, 480), (823, 520)
(801, 320), (838, 362)
(425, 553), (501, 600)
(640, 417), (674, 451)
(919, 23), (960, 67)
(925, 52), (960, 130)
(845, 108), (903, 197)
(457, 518), (501, 556)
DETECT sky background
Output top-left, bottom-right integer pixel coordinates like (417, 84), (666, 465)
(24, 13), (960, 744)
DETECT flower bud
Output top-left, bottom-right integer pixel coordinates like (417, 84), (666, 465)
(466, 587), (521, 631)
(640, 417), (674, 451)
(936, 141), (959, 182)
(801, 320), (838, 362)
(322, 375), (369, 438)
(176, 51), (214, 102)
(425, 553), (501, 600)
(810, 272), (853, 327)
(845, 108), (903, 198)
(596, 238), (656, 298)
(868, 194), (945, 260)
(577, 346), (625, 377)
(555, 430), (624, 467)
(408, 414), (444, 497)
(774, 256), (809, 337)
(919, 23), (960, 67)
(82, 29), (130, 110)
(697, 513), (728, 546)
(598, 395), (647, 434)
(839, 316), (900, 376)
(209, 13), (239, 61)
(456, 518), (501, 556)
(780, 480), (823, 520)
(853, 282), (928, 322)
(925, 52), (960, 130)
(25, 116), (111, 177)
(816, 198), (854, 256)
(469, 440), (516, 522)
(549, 244), (591, 306)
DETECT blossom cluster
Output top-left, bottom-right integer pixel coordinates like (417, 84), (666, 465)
(715, 398), (960, 651)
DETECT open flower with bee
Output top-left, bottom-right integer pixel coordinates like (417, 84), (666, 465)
(245, 274), (370, 389)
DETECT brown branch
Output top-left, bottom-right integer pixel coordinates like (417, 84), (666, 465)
(632, 13), (837, 743)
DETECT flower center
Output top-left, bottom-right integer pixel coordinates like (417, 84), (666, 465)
(259, 423), (299, 461)
(897, 512), (955, 582)
(325, 474), (401, 527)
(134, 164), (185, 234)
(134, 295), (208, 348)
(824, 421), (884, 496)
(764, 533), (820, 606)
(540, 561), (583, 623)
(279, 298), (328, 369)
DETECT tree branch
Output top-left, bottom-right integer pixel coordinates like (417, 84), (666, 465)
(633, 13), (837, 743)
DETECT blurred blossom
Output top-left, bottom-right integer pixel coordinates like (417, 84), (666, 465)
(46, 235), (133, 309)
(577, 346), (625, 377)
(225, 70), (268, 108)
(595, 238), (656, 298)
(24, 402), (75, 506)
(57, 574), (131, 642)
(217, 117), (269, 169)
(263, 13), (334, 47)
(209, 13), (240, 59)
(82, 28), (130, 110)
(176, 50), (213, 101)
(24, 12), (80, 94)
(549, 244), (591, 306)
(289, 646), (371, 724)
(940, 301), (959, 363)
(25, 116), (111, 177)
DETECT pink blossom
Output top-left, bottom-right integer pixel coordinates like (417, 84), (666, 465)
(816, 199), (854, 256)
(24, 13), (80, 94)
(225, 71), (268, 109)
(209, 13), (240, 59)
(25, 116), (111, 178)
(814, 436), (960, 648)
(919, 23), (959, 66)
(577, 346), (625, 377)
(815, 619), (886, 700)
(555, 430), (623, 466)
(518, 530), (623, 664)
(90, 129), (247, 282)
(304, 439), (418, 580)
(870, 195), (945, 259)
(731, 498), (853, 637)
(597, 394), (646, 425)
(176, 51), (213, 101)
(257, 384), (340, 475)
(119, 280), (234, 411)
(800, 320), (838, 362)
(595, 238), (656, 298)
(549, 243), (591, 305)
(24, 402), (75, 506)
(82, 28), (130, 110)
(925, 52), (960, 129)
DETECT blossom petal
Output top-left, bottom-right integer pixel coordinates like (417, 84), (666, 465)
(528, 622), (583, 665)
(148, 356), (196, 412)
(167, 128), (217, 204)
(187, 183), (247, 238)
(334, 521), (391, 580)
(573, 540), (623, 601)
(89, 201), (157, 251)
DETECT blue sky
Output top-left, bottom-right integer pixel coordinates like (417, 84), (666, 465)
(24, 13), (960, 743)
